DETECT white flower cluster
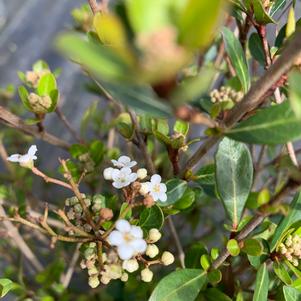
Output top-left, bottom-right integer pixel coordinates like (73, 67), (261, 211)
(7, 145), (38, 168)
(103, 155), (167, 202)
(279, 234), (301, 266)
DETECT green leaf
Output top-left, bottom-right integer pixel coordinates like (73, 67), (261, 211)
(37, 73), (57, 97)
(200, 254), (211, 271)
(289, 70), (301, 119)
(173, 188), (196, 210)
(242, 239), (263, 256)
(18, 86), (31, 111)
(269, 0), (287, 17)
(0, 278), (16, 298)
(148, 269), (207, 301)
(215, 137), (253, 228)
(158, 179), (187, 207)
(273, 262), (292, 285)
(185, 243), (207, 269)
(245, 0), (275, 24)
(253, 263), (269, 301)
(126, 0), (172, 33)
(139, 205), (164, 231)
(222, 27), (250, 93)
(227, 239), (240, 256)
(174, 120), (189, 136)
(178, 0), (224, 49)
(98, 81), (172, 118)
(283, 285), (301, 301)
(207, 270), (222, 285)
(194, 164), (216, 197)
(270, 192), (301, 251)
(55, 33), (131, 82)
(226, 102), (301, 145)
(249, 33), (266, 66)
(203, 288), (232, 301)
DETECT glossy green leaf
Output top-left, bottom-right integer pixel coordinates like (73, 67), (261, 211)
(173, 120), (189, 136)
(253, 263), (269, 301)
(283, 285), (301, 301)
(98, 81), (172, 118)
(37, 73), (57, 97)
(269, 0), (287, 17)
(215, 137), (253, 228)
(289, 70), (301, 119)
(226, 102), (301, 145)
(18, 86), (31, 111)
(139, 205), (164, 231)
(185, 243), (207, 269)
(273, 262), (292, 285)
(270, 192), (301, 251)
(207, 270), (222, 285)
(249, 33), (265, 66)
(173, 188), (195, 210)
(55, 33), (131, 81)
(222, 27), (250, 93)
(149, 269), (207, 301)
(194, 164), (216, 197)
(245, 0), (275, 24)
(203, 288), (232, 301)
(158, 179), (187, 207)
(0, 278), (16, 298)
(242, 239), (263, 256)
(200, 254), (211, 271)
(178, 0), (224, 49)
(227, 239), (240, 256)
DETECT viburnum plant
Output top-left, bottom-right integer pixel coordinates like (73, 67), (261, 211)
(2, 0), (301, 300)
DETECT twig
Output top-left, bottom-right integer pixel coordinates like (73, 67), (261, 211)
(55, 107), (83, 144)
(167, 216), (185, 268)
(0, 203), (44, 272)
(60, 159), (97, 231)
(31, 166), (73, 190)
(0, 105), (70, 149)
(211, 180), (300, 269)
(184, 29), (301, 174)
(61, 244), (81, 288)
(88, 0), (100, 14)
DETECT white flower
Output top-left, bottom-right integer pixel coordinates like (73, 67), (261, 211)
(145, 174), (167, 202)
(7, 145), (38, 167)
(103, 167), (114, 180)
(111, 167), (137, 189)
(111, 156), (137, 169)
(107, 219), (147, 260)
(137, 168), (147, 180)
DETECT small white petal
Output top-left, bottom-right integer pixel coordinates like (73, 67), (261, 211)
(107, 230), (124, 246)
(118, 156), (131, 165)
(116, 219), (131, 233)
(112, 181), (125, 189)
(117, 245), (135, 260)
(111, 169), (121, 181)
(128, 173), (138, 183)
(120, 167), (132, 175)
(111, 159), (119, 166)
(159, 193), (167, 202)
(151, 174), (162, 184)
(130, 226), (143, 239)
(127, 161), (137, 168)
(159, 183), (167, 193)
(130, 239), (147, 253)
(7, 154), (22, 162)
(28, 145), (38, 157)
(150, 191), (161, 202)
(19, 154), (31, 163)
(103, 167), (114, 180)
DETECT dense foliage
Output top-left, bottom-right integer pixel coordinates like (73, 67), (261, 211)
(1, 0), (301, 300)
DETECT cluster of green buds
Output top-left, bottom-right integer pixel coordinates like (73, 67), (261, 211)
(210, 86), (243, 104)
(78, 153), (95, 173)
(71, 4), (93, 32)
(64, 194), (113, 234)
(278, 234), (301, 266)
(18, 60), (59, 115)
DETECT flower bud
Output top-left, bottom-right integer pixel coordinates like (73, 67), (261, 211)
(80, 260), (87, 269)
(141, 268), (153, 282)
(161, 251), (175, 266)
(88, 266), (99, 276)
(100, 275), (111, 285)
(88, 275), (100, 288)
(100, 208), (113, 221)
(28, 93), (52, 114)
(121, 272), (128, 282)
(146, 244), (159, 258)
(137, 168), (147, 180)
(103, 167), (114, 180)
(139, 183), (149, 195)
(148, 228), (161, 243)
(122, 259), (139, 273)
